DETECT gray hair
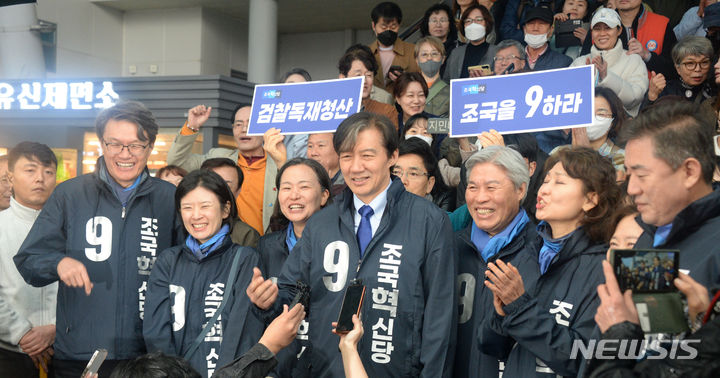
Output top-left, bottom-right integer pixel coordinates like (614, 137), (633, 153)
(495, 39), (527, 61)
(672, 36), (713, 65)
(465, 145), (530, 200)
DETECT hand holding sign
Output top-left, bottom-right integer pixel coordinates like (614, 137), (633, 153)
(263, 128), (287, 168)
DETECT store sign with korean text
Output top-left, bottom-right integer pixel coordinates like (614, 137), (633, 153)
(0, 81), (119, 111)
(449, 66), (594, 137)
(247, 77), (364, 135)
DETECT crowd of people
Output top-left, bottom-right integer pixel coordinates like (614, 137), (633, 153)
(2, 1), (720, 377)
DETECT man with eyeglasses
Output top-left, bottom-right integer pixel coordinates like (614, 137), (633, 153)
(0, 156), (10, 211)
(167, 103), (278, 235)
(14, 101), (183, 378)
(492, 39), (528, 75)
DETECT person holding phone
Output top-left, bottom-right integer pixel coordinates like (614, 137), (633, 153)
(623, 100), (720, 289)
(585, 259), (720, 376)
(143, 170), (264, 378)
(368, 2), (420, 93)
(479, 147), (621, 377)
(256, 158), (332, 377)
(443, 3), (498, 80)
(246, 112), (457, 377)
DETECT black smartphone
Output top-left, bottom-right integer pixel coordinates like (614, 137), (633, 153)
(81, 349), (108, 377)
(388, 65), (404, 77)
(335, 280), (365, 333)
(610, 249), (680, 293)
(503, 63), (515, 74)
(290, 280), (310, 311)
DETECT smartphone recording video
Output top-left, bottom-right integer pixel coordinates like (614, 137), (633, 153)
(335, 281), (365, 334)
(611, 249), (679, 293)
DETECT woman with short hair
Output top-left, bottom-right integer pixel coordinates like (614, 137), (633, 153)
(479, 146), (621, 377)
(143, 169), (263, 378)
(645, 36), (715, 106)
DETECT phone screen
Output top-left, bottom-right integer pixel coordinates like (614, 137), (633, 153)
(611, 249), (679, 293)
(336, 284), (365, 333)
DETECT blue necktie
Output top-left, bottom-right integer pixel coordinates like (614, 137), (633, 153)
(357, 205), (374, 257)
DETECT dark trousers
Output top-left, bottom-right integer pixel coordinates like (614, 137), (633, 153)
(53, 358), (126, 378)
(0, 347), (48, 378)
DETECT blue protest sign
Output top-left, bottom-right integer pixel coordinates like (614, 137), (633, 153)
(247, 77), (364, 135)
(449, 65), (594, 137)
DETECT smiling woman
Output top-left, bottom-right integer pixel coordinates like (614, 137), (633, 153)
(143, 169), (263, 377)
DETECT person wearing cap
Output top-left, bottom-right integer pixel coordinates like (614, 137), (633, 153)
(673, 0), (719, 40)
(616, 0), (677, 81)
(570, 7), (648, 117)
(703, 2), (720, 53)
(522, 6), (573, 71)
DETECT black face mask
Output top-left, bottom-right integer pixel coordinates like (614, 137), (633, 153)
(377, 30), (398, 46)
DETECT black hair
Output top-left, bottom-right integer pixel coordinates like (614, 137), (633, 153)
(400, 113), (430, 139)
(200, 158), (244, 192)
(8, 141), (57, 171)
(371, 1), (403, 24)
(280, 67), (312, 82)
(459, 4), (494, 38)
(333, 112), (398, 159)
(504, 133), (540, 163)
(594, 86), (627, 144)
(621, 99), (715, 184)
(338, 47), (378, 76)
(175, 169), (238, 230)
(156, 165), (188, 179)
(268, 158), (333, 232)
(230, 103), (253, 125)
(420, 3), (458, 43)
(109, 352), (201, 378)
(397, 137), (449, 195)
(95, 100), (159, 145)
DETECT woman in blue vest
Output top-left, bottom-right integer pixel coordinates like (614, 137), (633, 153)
(258, 157), (332, 377)
(143, 169), (263, 378)
(479, 146), (621, 377)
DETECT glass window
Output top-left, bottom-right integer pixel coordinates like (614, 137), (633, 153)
(82, 130), (203, 174)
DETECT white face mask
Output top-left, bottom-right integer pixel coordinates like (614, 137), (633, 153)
(586, 116), (614, 141)
(464, 23), (486, 42)
(406, 134), (433, 146)
(524, 33), (548, 49)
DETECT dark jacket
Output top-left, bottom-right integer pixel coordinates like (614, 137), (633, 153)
(257, 228), (311, 378)
(529, 48), (573, 72)
(634, 189), (720, 289)
(585, 319), (720, 378)
(641, 79), (715, 110)
(453, 214), (541, 378)
(14, 157), (183, 361)
(231, 218), (261, 248)
(143, 237), (263, 378)
(275, 178), (457, 377)
(479, 227), (606, 377)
